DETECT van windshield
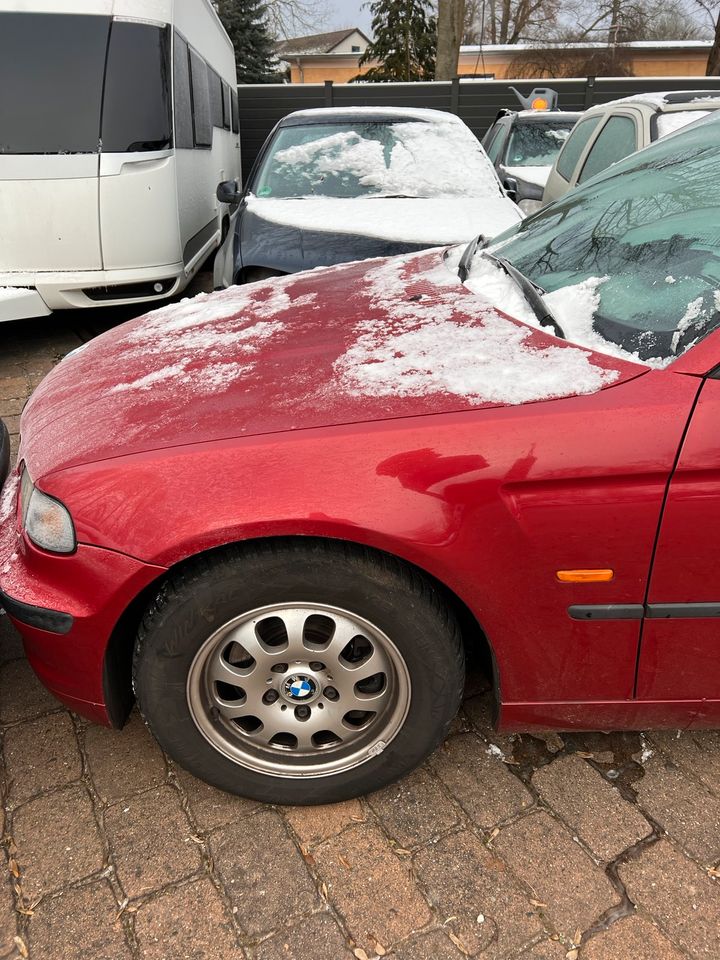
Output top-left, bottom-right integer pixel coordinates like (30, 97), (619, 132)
(0, 13), (171, 156)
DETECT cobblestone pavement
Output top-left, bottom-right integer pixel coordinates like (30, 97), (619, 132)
(1, 304), (720, 960)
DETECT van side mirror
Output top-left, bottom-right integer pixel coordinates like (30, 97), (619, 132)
(217, 180), (242, 205)
(503, 176), (519, 203)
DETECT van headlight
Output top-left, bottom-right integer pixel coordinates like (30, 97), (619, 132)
(20, 467), (76, 554)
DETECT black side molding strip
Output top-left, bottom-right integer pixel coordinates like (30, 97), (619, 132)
(646, 603), (720, 619)
(569, 604), (644, 621)
(0, 590), (73, 635)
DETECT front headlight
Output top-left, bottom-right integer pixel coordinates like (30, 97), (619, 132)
(20, 467), (76, 554)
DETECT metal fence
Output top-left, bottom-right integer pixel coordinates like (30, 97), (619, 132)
(237, 75), (720, 177)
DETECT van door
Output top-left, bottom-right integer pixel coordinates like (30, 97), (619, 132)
(0, 12), (107, 272)
(98, 19), (181, 271)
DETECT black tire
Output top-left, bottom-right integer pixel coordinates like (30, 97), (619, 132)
(133, 540), (464, 805)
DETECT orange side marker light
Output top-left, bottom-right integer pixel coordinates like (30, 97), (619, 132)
(556, 569), (614, 583)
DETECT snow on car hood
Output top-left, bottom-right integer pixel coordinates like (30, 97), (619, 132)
(502, 165), (552, 188)
(245, 195), (521, 245)
(21, 249), (643, 478)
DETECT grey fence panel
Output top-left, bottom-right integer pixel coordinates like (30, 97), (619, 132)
(237, 75), (720, 178)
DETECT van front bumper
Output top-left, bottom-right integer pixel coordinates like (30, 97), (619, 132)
(0, 288), (52, 323)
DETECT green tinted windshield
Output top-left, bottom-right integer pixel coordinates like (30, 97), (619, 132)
(484, 116), (720, 363)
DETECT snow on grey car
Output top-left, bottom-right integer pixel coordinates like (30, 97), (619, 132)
(214, 106), (522, 286)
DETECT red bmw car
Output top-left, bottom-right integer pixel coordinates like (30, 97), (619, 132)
(1, 116), (719, 804)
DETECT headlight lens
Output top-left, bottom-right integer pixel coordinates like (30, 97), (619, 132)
(20, 467), (76, 554)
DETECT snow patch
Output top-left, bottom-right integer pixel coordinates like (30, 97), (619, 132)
(333, 254), (620, 407)
(657, 110), (711, 139)
(503, 165), (552, 188)
(0, 473), (19, 525)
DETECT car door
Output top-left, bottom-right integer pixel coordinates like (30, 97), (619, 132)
(637, 362), (720, 719)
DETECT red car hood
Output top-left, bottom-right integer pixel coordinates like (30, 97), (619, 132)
(22, 249), (644, 479)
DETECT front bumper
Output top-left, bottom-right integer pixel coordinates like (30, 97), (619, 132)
(0, 466), (166, 724)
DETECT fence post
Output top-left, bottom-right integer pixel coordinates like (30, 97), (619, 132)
(584, 75), (596, 109)
(450, 76), (460, 115)
(324, 80), (334, 107)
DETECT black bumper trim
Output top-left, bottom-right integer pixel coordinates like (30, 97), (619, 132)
(0, 420), (9, 490)
(0, 589), (74, 635)
(645, 602), (720, 619)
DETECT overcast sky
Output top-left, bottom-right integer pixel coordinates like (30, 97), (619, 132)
(327, 0), (373, 33)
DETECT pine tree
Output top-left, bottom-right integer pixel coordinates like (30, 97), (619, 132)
(216, 0), (282, 84)
(357, 0), (436, 81)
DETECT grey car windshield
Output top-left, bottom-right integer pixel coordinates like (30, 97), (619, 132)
(251, 119), (500, 199)
(482, 116), (720, 363)
(504, 120), (574, 166)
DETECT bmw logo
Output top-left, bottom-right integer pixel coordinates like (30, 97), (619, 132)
(284, 675), (317, 701)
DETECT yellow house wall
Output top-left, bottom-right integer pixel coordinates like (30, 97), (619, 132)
(456, 48), (709, 79)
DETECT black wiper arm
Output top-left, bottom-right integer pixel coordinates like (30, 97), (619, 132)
(457, 233), (488, 282)
(482, 251), (566, 340)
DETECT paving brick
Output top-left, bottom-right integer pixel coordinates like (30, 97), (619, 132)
(253, 912), (355, 960)
(648, 729), (720, 799)
(430, 733), (533, 830)
(0, 618), (24, 665)
(493, 812), (619, 938)
(283, 798), (364, 848)
(27, 880), (131, 960)
(580, 914), (685, 960)
(618, 840), (720, 957)
(104, 786), (202, 899)
(389, 929), (467, 960)
(312, 822), (431, 951)
(414, 829), (542, 957)
(0, 875), (17, 958)
(174, 765), (258, 832)
(84, 713), (166, 803)
(3, 712), (82, 804)
(368, 766), (459, 849)
(0, 378), (28, 402)
(211, 809), (318, 937)
(134, 877), (243, 960)
(515, 939), (567, 958)
(635, 755), (720, 864)
(13, 785), (105, 899)
(0, 659), (59, 724)
(532, 755), (652, 861)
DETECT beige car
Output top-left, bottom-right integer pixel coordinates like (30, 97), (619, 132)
(542, 89), (720, 206)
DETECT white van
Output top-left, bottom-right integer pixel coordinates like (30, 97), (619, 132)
(0, 0), (241, 322)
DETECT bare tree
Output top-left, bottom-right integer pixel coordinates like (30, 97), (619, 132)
(264, 0), (329, 39)
(694, 0), (720, 73)
(436, 0), (466, 77)
(462, 0), (562, 44)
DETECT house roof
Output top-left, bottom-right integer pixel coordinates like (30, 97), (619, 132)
(276, 28), (370, 58)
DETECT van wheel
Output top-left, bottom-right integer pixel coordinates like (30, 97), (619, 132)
(132, 541), (464, 805)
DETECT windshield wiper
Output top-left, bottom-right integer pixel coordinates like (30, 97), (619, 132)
(457, 233), (488, 282)
(481, 251), (566, 340)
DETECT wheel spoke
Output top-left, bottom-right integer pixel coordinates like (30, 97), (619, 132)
(279, 609), (309, 657)
(332, 650), (389, 704)
(207, 649), (255, 686)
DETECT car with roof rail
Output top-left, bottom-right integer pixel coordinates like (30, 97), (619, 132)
(213, 105), (521, 287)
(481, 86), (581, 215)
(542, 88), (720, 205)
(2, 112), (720, 806)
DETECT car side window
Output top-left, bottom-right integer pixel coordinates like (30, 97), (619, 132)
(555, 116), (602, 181)
(578, 116), (638, 184)
(485, 123), (509, 164)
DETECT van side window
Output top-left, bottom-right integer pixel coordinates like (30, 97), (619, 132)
(221, 81), (231, 130)
(231, 90), (239, 135)
(209, 69), (224, 129)
(103, 21), (171, 152)
(173, 33), (194, 149)
(578, 115), (638, 184)
(555, 116), (602, 181)
(485, 124), (509, 164)
(189, 49), (212, 148)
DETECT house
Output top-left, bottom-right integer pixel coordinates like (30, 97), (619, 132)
(276, 28), (371, 83)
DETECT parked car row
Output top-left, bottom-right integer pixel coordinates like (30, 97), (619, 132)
(3, 107), (720, 804)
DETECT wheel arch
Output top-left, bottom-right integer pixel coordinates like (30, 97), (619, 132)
(103, 534), (498, 728)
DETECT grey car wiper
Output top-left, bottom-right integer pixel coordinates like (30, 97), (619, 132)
(480, 251), (566, 340)
(457, 233), (488, 282)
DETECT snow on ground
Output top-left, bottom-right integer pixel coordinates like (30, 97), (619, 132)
(333, 253), (620, 406)
(246, 195), (520, 245)
(503, 165), (552, 188)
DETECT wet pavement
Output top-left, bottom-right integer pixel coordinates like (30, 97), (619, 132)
(0, 289), (719, 959)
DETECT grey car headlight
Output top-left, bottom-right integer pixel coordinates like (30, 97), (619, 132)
(20, 466), (76, 554)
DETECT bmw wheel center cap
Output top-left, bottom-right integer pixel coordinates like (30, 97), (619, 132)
(284, 675), (317, 701)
